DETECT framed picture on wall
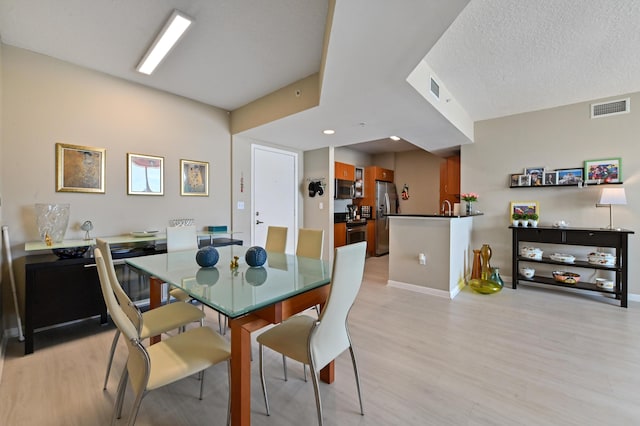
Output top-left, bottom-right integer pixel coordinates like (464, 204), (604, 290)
(556, 168), (583, 185)
(584, 158), (621, 183)
(518, 175), (531, 186)
(510, 174), (521, 187)
(56, 143), (106, 193)
(127, 153), (164, 195)
(543, 171), (558, 186)
(510, 201), (539, 218)
(180, 159), (209, 196)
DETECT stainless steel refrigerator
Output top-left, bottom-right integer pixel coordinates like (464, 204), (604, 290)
(375, 181), (398, 256)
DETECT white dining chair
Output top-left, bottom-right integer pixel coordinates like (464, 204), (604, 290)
(96, 239), (206, 390)
(257, 241), (367, 426)
(265, 226), (288, 253)
(94, 248), (231, 425)
(166, 225), (199, 302)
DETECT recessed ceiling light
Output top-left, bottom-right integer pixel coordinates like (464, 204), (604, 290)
(390, 136), (401, 141)
(137, 10), (193, 75)
(323, 129), (335, 135)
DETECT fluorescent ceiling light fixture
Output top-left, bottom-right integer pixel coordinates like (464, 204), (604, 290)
(323, 129), (335, 135)
(389, 136), (401, 141)
(137, 10), (193, 75)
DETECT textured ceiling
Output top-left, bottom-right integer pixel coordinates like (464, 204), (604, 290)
(2, 0), (640, 154)
(426, 0), (640, 121)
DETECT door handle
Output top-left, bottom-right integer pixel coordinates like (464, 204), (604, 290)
(256, 220), (264, 225)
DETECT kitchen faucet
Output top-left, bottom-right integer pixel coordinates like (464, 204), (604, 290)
(441, 200), (452, 216)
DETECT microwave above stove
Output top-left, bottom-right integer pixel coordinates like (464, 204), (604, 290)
(334, 179), (355, 199)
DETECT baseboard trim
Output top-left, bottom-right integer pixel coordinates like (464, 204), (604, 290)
(387, 280), (454, 299)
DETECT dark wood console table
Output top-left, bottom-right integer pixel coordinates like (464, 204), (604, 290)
(511, 226), (633, 307)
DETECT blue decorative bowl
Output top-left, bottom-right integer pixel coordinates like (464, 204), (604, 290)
(195, 246), (219, 267)
(246, 267), (268, 286)
(245, 246), (267, 267)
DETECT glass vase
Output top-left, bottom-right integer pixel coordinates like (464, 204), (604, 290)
(35, 203), (70, 243)
(466, 201), (472, 215)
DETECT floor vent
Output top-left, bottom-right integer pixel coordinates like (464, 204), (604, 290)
(591, 98), (630, 118)
(430, 77), (440, 100)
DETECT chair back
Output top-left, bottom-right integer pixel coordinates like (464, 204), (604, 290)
(296, 228), (324, 259)
(166, 225), (198, 252)
(95, 238), (142, 333)
(265, 226), (288, 253)
(310, 241), (366, 369)
(95, 248), (150, 396)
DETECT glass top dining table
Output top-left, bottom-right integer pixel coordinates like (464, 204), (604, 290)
(125, 245), (334, 426)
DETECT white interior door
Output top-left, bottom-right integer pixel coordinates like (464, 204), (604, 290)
(252, 145), (298, 253)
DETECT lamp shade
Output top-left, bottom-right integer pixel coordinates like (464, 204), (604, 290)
(599, 188), (627, 205)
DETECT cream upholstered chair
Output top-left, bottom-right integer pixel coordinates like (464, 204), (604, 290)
(96, 239), (206, 390)
(166, 225), (229, 334)
(296, 228), (324, 259)
(166, 225), (199, 302)
(265, 226), (288, 253)
(94, 248), (231, 426)
(257, 241), (367, 426)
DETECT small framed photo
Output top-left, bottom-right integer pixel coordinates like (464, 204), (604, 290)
(510, 174), (521, 187)
(510, 201), (539, 218)
(56, 143), (106, 193)
(181, 159), (209, 196)
(524, 167), (544, 186)
(543, 171), (558, 186)
(556, 168), (583, 185)
(127, 153), (164, 195)
(518, 175), (531, 186)
(584, 158), (621, 183)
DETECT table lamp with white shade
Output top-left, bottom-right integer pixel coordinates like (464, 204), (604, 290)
(596, 187), (627, 230)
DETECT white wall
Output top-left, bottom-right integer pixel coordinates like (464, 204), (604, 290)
(462, 92), (639, 294)
(1, 45), (231, 326)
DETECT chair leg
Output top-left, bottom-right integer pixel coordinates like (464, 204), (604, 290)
(199, 369), (206, 400)
(127, 390), (146, 426)
(349, 345), (364, 415)
(282, 354), (288, 381)
(259, 344), (271, 415)
(309, 361), (323, 426)
(103, 329), (121, 390)
(114, 368), (128, 424)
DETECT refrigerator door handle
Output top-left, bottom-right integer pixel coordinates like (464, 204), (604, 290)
(384, 192), (390, 214)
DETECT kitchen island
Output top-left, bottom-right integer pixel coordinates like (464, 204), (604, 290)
(387, 214), (480, 299)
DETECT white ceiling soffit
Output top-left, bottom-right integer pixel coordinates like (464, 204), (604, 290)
(237, 0), (473, 153)
(425, 0), (640, 122)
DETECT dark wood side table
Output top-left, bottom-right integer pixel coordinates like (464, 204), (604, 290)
(511, 226), (633, 307)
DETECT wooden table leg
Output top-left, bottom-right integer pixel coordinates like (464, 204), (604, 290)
(230, 315), (269, 426)
(149, 276), (163, 344)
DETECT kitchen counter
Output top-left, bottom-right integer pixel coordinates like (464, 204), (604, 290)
(387, 214), (478, 298)
(386, 213), (483, 218)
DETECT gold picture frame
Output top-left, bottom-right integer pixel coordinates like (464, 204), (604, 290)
(180, 159), (209, 196)
(56, 143), (105, 193)
(510, 201), (539, 218)
(127, 153), (164, 195)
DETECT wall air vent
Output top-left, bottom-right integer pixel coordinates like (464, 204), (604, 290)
(430, 77), (440, 100)
(591, 98), (630, 118)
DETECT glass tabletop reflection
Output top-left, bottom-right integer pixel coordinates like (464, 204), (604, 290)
(125, 245), (330, 319)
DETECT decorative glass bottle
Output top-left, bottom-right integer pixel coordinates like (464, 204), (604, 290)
(471, 250), (482, 279)
(470, 244), (502, 294)
(489, 267), (505, 290)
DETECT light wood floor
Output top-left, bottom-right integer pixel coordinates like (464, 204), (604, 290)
(2, 255), (640, 425)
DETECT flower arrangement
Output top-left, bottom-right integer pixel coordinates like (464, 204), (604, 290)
(461, 192), (479, 202)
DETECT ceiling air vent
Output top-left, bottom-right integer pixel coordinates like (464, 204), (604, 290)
(591, 98), (630, 118)
(430, 77), (440, 100)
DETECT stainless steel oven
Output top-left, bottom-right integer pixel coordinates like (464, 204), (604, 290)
(346, 220), (367, 245)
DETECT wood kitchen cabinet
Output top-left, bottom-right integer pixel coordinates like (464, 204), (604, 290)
(439, 155), (460, 206)
(370, 166), (394, 182)
(335, 161), (355, 180)
(366, 220), (376, 256)
(334, 222), (347, 248)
